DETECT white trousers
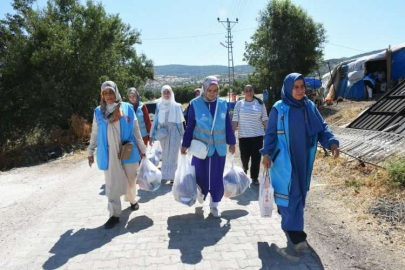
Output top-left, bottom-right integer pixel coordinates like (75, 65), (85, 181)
(108, 162), (139, 217)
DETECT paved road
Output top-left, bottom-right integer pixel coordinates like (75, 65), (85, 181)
(0, 153), (324, 270)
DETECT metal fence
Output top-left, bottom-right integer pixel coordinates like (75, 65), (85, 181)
(331, 126), (405, 166)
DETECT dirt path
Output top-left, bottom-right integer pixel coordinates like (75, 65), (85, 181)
(305, 179), (405, 270)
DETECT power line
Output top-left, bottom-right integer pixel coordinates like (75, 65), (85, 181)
(326, 42), (366, 53)
(142, 27), (254, 41)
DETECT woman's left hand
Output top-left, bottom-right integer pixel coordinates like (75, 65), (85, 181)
(229, 145), (235, 154)
(330, 144), (340, 159)
(140, 153), (146, 159)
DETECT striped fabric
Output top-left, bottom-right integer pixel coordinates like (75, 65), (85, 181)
(232, 99), (268, 138)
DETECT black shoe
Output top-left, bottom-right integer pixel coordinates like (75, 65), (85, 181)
(252, 179), (259, 185)
(130, 202), (139, 211)
(104, 216), (119, 229)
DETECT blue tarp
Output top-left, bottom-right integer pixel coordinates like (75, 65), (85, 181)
(391, 48), (405, 81)
(304, 77), (321, 89)
(345, 80), (365, 99)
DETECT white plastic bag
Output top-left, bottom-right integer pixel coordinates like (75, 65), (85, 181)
(137, 157), (161, 191)
(148, 142), (162, 166)
(223, 155), (250, 198)
(259, 171), (274, 217)
(172, 155), (197, 206)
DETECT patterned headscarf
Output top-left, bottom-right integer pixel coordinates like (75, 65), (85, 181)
(201, 76), (219, 102)
(100, 81), (121, 119)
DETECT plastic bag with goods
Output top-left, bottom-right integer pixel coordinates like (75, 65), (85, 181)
(172, 155), (197, 206)
(137, 157), (161, 191)
(223, 155), (250, 198)
(259, 171), (274, 217)
(148, 142), (162, 166)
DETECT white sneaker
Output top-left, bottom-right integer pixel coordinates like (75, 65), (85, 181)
(210, 207), (221, 218)
(197, 188), (204, 204)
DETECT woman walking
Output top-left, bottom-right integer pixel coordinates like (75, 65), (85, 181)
(261, 73), (339, 250)
(150, 85), (184, 184)
(88, 81), (146, 229)
(127, 87), (152, 146)
(232, 85), (268, 185)
(181, 76), (236, 218)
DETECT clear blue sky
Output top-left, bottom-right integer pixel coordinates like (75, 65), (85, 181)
(1, 0), (403, 66)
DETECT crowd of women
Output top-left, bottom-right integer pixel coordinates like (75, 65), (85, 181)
(87, 73), (340, 251)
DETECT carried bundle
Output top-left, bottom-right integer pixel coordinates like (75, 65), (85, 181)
(138, 157), (161, 191)
(172, 155), (197, 206)
(259, 170), (274, 217)
(223, 154), (250, 198)
(148, 142), (162, 166)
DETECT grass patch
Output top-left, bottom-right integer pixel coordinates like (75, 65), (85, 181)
(386, 158), (405, 187)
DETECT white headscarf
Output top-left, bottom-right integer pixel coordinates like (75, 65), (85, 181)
(201, 75), (220, 102)
(158, 85), (184, 124)
(100, 81), (121, 119)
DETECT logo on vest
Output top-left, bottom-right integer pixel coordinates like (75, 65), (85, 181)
(200, 113), (209, 122)
(221, 113), (226, 119)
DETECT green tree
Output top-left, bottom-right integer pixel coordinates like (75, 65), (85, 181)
(0, 0), (154, 147)
(244, 0), (326, 106)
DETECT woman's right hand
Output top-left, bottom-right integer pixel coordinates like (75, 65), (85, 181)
(88, 156), (94, 167)
(181, 147), (188, 155)
(262, 155), (271, 169)
(148, 137), (153, 146)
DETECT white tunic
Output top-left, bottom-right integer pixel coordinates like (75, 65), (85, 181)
(88, 112), (146, 201)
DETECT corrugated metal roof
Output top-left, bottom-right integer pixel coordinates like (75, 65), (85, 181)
(348, 80), (405, 134)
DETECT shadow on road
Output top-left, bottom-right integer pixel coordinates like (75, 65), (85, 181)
(230, 185), (259, 206)
(137, 183), (172, 203)
(258, 241), (325, 269)
(99, 184), (105, 195)
(167, 207), (248, 264)
(43, 208), (153, 269)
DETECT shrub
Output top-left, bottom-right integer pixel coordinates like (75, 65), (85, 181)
(386, 158), (405, 187)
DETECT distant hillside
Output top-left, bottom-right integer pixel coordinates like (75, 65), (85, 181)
(154, 64), (253, 78)
(150, 49), (386, 87)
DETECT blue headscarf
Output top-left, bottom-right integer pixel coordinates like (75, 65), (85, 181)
(281, 73), (323, 137)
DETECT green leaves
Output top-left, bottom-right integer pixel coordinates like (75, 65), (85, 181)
(0, 0), (154, 147)
(244, 0), (326, 106)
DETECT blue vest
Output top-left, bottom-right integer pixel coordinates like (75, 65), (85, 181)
(94, 102), (141, 170)
(270, 100), (318, 207)
(192, 97), (228, 157)
(136, 103), (148, 137)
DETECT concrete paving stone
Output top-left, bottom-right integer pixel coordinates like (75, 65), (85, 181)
(65, 261), (95, 270)
(133, 248), (159, 257)
(91, 258), (119, 269)
(157, 248), (181, 257)
(118, 257), (146, 267)
(194, 260), (212, 270)
(106, 249), (133, 259)
(211, 259), (239, 270)
(82, 252), (110, 262)
(202, 252), (223, 260)
(221, 250), (247, 260)
(157, 263), (185, 270)
(145, 255), (172, 265)
(229, 243), (256, 251)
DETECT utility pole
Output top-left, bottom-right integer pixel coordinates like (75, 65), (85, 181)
(218, 17), (238, 102)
